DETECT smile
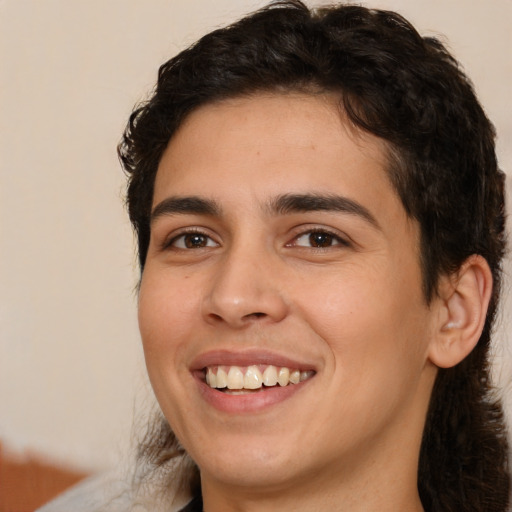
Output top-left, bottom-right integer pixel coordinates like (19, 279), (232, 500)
(205, 365), (315, 391)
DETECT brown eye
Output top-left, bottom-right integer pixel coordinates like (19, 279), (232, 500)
(171, 232), (217, 249)
(184, 234), (207, 248)
(308, 232), (334, 248)
(293, 231), (346, 248)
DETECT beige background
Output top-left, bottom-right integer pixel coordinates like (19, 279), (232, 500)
(1, 0), (511, 472)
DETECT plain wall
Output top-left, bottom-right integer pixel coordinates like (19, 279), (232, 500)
(1, 0), (511, 471)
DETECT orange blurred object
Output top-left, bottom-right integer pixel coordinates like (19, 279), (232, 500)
(0, 442), (89, 512)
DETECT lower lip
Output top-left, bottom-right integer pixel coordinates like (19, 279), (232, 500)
(196, 375), (313, 413)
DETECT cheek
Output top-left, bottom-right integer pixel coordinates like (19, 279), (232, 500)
(296, 273), (430, 440)
(293, 261), (428, 376)
(137, 273), (199, 426)
(139, 269), (196, 333)
(137, 270), (200, 376)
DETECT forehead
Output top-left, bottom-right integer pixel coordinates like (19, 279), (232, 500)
(155, 93), (397, 205)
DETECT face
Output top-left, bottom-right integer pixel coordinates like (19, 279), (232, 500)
(138, 93), (439, 495)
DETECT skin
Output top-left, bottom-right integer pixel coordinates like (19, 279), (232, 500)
(138, 93), (446, 512)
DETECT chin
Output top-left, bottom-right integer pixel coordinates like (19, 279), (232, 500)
(199, 451), (306, 492)
(186, 433), (302, 486)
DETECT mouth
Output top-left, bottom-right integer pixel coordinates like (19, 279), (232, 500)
(204, 364), (316, 394)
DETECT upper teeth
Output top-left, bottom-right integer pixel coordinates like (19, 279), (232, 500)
(205, 365), (314, 390)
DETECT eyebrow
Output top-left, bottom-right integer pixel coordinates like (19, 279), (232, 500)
(151, 196), (221, 223)
(151, 193), (379, 229)
(268, 193), (380, 229)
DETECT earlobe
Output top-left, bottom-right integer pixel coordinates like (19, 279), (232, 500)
(428, 255), (492, 369)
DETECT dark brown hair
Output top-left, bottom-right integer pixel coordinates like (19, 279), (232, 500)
(119, 2), (510, 510)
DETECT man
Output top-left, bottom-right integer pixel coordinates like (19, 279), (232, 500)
(41, 1), (510, 511)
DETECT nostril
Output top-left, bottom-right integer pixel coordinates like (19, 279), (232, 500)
(209, 313), (224, 322)
(245, 312), (266, 319)
(206, 310), (268, 327)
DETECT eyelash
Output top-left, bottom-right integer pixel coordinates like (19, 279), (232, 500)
(288, 228), (350, 249)
(163, 227), (350, 251)
(163, 228), (218, 250)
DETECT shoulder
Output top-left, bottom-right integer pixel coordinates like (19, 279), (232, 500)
(37, 464), (193, 512)
(36, 472), (132, 512)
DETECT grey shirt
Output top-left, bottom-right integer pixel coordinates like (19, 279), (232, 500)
(37, 462), (193, 512)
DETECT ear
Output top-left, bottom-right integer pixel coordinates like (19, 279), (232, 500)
(428, 255), (493, 369)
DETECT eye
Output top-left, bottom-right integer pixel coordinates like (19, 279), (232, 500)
(169, 231), (218, 249)
(292, 230), (348, 248)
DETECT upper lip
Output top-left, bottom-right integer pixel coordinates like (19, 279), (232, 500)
(190, 348), (317, 372)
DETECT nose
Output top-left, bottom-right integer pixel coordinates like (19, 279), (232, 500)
(202, 246), (289, 328)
